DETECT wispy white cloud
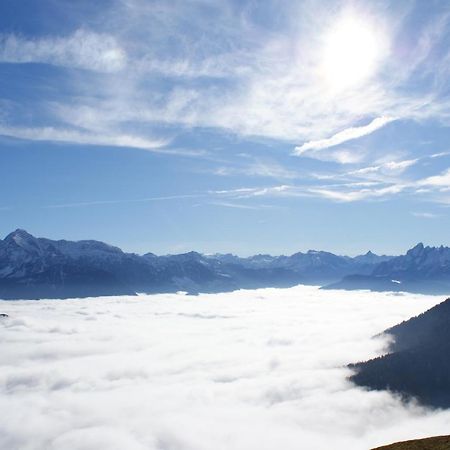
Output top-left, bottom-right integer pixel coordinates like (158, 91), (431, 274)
(0, 125), (180, 154)
(1, 0), (450, 213)
(211, 185), (309, 201)
(45, 194), (206, 209)
(418, 168), (450, 187)
(0, 30), (126, 72)
(311, 149), (368, 165)
(411, 212), (439, 219)
(349, 158), (419, 176)
(431, 152), (450, 159)
(294, 116), (396, 156)
(4, 1), (447, 150)
(303, 153), (450, 203)
(211, 180), (413, 204)
(213, 160), (297, 180)
(309, 184), (407, 202)
(208, 201), (266, 210)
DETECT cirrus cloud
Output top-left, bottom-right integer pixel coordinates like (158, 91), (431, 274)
(294, 116), (397, 156)
(0, 30), (126, 72)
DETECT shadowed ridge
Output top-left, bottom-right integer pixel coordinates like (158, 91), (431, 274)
(372, 435), (450, 449)
(349, 298), (450, 408)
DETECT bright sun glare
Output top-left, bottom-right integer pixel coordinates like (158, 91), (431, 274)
(321, 15), (382, 91)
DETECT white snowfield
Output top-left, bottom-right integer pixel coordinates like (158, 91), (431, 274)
(0, 286), (449, 450)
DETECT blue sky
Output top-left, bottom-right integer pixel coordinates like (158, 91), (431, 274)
(0, 0), (450, 256)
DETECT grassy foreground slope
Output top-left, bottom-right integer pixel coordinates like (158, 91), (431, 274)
(372, 435), (450, 449)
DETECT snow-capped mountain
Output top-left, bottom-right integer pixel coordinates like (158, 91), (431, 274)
(325, 243), (450, 294)
(0, 229), (394, 299)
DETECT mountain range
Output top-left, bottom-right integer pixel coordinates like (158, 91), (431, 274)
(0, 229), (449, 299)
(350, 298), (450, 409)
(325, 243), (450, 294)
(0, 229), (391, 299)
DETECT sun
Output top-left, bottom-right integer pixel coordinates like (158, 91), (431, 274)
(320, 14), (383, 91)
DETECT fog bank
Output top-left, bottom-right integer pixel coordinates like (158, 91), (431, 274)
(1, 286), (449, 450)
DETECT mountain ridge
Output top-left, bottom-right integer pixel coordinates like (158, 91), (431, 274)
(0, 229), (393, 299)
(324, 242), (450, 295)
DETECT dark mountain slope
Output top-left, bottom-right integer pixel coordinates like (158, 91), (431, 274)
(350, 298), (450, 409)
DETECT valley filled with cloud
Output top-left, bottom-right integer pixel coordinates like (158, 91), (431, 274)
(1, 286), (449, 450)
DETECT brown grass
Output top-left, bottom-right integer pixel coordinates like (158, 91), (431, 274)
(372, 435), (450, 450)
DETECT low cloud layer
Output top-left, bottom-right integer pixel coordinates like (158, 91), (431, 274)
(1, 286), (449, 450)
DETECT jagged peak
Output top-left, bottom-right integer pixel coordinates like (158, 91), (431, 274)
(406, 242), (425, 257)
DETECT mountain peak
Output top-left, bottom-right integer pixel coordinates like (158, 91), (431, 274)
(3, 229), (43, 255)
(4, 229), (36, 244)
(407, 242), (425, 257)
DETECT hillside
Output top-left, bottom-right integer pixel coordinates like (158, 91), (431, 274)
(372, 435), (450, 449)
(350, 299), (450, 408)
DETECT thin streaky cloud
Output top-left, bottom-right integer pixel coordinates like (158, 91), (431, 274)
(208, 201), (266, 210)
(411, 212), (439, 219)
(213, 161), (298, 180)
(45, 194), (206, 209)
(0, 125), (180, 154)
(308, 184), (407, 203)
(294, 116), (396, 156)
(431, 151), (450, 158)
(0, 30), (126, 72)
(349, 158), (419, 176)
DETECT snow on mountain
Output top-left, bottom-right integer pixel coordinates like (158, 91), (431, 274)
(0, 229), (394, 299)
(325, 243), (450, 295)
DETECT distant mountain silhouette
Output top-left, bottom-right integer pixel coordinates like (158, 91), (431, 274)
(325, 243), (450, 295)
(350, 298), (450, 409)
(0, 229), (391, 299)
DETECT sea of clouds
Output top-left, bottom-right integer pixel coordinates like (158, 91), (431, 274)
(1, 285), (449, 450)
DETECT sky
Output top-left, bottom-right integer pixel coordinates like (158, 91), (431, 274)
(0, 286), (449, 450)
(0, 0), (450, 256)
